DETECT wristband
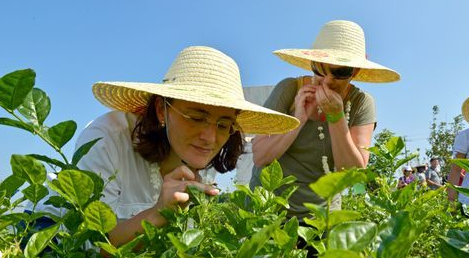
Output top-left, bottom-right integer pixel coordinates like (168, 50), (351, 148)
(325, 111), (345, 123)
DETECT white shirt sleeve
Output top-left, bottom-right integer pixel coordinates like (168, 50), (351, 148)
(75, 125), (122, 213)
(453, 130), (469, 158)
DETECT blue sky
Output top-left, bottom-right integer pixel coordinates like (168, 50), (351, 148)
(1, 0), (468, 190)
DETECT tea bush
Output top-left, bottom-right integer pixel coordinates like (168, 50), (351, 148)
(0, 69), (469, 257)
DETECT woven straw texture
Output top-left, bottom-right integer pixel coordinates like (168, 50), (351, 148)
(93, 46), (299, 135)
(273, 20), (400, 83)
(462, 97), (469, 123)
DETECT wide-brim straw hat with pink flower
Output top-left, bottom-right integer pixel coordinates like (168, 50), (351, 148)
(92, 46), (300, 135)
(273, 20), (401, 83)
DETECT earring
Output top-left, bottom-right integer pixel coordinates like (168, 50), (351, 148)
(160, 121), (165, 128)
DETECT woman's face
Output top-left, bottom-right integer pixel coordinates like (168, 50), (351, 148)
(311, 62), (357, 95)
(157, 99), (238, 170)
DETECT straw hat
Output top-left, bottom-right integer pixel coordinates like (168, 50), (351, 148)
(273, 20), (400, 83)
(92, 46), (299, 135)
(462, 97), (469, 123)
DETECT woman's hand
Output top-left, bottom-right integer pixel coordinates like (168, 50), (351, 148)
(315, 82), (344, 115)
(155, 165), (219, 210)
(293, 76), (318, 123)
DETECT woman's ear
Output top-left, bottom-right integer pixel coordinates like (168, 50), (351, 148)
(155, 96), (166, 125)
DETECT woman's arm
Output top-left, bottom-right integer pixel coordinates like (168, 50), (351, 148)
(328, 119), (374, 169)
(106, 166), (218, 248)
(448, 152), (466, 201)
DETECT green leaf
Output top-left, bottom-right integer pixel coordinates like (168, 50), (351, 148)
(18, 88), (51, 125)
(385, 137), (405, 158)
(167, 233), (188, 252)
(0, 69), (35, 112)
(187, 185), (209, 206)
(377, 211), (419, 258)
(272, 227), (291, 246)
(260, 160), (283, 191)
(24, 224), (60, 258)
(47, 120), (77, 148)
(0, 117), (34, 132)
(328, 210), (362, 227)
(118, 234), (145, 255)
(142, 220), (157, 239)
(22, 184), (49, 204)
(447, 183), (469, 197)
(56, 170), (94, 208)
(450, 158), (469, 172)
(79, 170), (105, 198)
(328, 221), (377, 252)
(322, 249), (363, 258)
(440, 229), (469, 257)
(236, 218), (282, 258)
(0, 174), (25, 198)
(309, 169), (375, 199)
(27, 154), (69, 169)
(181, 229), (204, 248)
(297, 226), (318, 244)
(11, 154), (47, 184)
(84, 201), (117, 233)
(72, 138), (102, 166)
(94, 242), (118, 256)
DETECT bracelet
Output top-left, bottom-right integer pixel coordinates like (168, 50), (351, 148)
(325, 111), (345, 123)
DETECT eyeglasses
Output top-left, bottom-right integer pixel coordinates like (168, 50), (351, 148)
(311, 62), (355, 80)
(165, 100), (239, 136)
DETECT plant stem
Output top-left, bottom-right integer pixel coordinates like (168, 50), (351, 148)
(11, 111), (70, 165)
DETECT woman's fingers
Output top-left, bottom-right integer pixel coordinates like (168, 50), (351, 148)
(165, 165), (196, 181)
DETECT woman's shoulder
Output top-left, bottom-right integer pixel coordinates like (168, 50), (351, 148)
(76, 111), (137, 149)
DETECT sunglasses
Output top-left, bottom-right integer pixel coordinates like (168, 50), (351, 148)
(311, 62), (355, 80)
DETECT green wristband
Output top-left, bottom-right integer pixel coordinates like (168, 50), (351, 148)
(325, 111), (345, 123)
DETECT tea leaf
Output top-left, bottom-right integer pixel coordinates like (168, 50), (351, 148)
(18, 88), (51, 126)
(72, 138), (102, 166)
(167, 233), (188, 252)
(328, 210), (362, 227)
(327, 221), (377, 252)
(0, 174), (25, 198)
(297, 226), (318, 244)
(385, 137), (405, 158)
(24, 224), (60, 258)
(322, 249), (362, 258)
(84, 201), (117, 233)
(0, 117), (34, 132)
(11, 154), (47, 184)
(27, 154), (69, 169)
(47, 120), (77, 148)
(440, 230), (469, 257)
(181, 229), (204, 248)
(119, 234), (145, 255)
(22, 184), (49, 204)
(377, 211), (419, 258)
(57, 170), (94, 208)
(309, 169), (374, 200)
(449, 158), (469, 172)
(94, 242), (118, 256)
(236, 218), (282, 258)
(260, 160), (283, 191)
(447, 184), (469, 197)
(0, 69), (35, 112)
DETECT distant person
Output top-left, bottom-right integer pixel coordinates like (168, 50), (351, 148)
(415, 163), (427, 186)
(448, 97), (469, 212)
(426, 157), (443, 189)
(249, 20), (400, 220)
(398, 165), (416, 189)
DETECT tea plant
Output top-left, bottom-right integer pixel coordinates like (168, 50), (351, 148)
(1, 69), (469, 258)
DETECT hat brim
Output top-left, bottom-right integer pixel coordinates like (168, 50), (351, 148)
(93, 82), (300, 135)
(273, 49), (400, 83)
(462, 97), (469, 123)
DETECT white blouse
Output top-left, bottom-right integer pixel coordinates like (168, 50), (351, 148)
(74, 111), (163, 221)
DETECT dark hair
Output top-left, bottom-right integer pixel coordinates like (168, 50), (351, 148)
(430, 157), (439, 163)
(132, 95), (245, 173)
